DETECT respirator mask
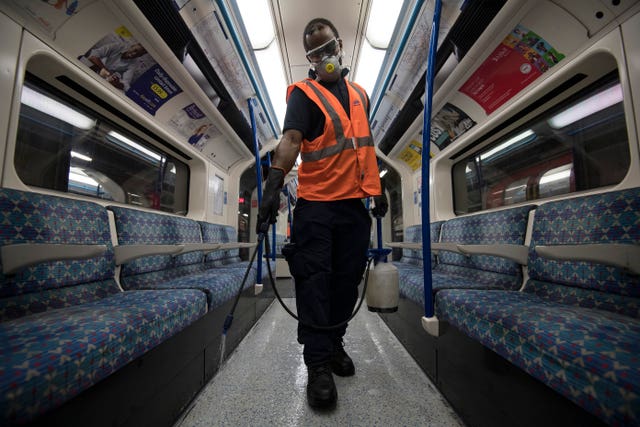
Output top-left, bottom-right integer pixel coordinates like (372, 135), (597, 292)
(306, 38), (342, 82)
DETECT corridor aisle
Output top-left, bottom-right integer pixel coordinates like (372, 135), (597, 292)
(174, 298), (464, 426)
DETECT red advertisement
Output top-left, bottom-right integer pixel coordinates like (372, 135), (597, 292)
(459, 25), (564, 115)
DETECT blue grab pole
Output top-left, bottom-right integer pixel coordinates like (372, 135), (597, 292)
(286, 188), (292, 229)
(285, 187), (292, 248)
(266, 152), (276, 261)
(248, 98), (264, 282)
(376, 217), (384, 258)
(421, 0), (442, 318)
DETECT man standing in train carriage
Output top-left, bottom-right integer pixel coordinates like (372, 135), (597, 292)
(256, 18), (388, 409)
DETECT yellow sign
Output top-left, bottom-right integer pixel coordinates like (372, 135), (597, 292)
(398, 140), (433, 171)
(115, 26), (133, 39)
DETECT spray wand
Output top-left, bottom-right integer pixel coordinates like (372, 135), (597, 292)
(218, 232), (266, 367)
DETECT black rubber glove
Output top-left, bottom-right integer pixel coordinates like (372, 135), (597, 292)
(256, 167), (285, 234)
(371, 193), (388, 218)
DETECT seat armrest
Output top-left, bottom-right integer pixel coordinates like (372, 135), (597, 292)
(384, 242), (422, 250)
(457, 244), (529, 265)
(114, 244), (184, 265)
(180, 243), (221, 254)
(431, 242), (461, 253)
(1, 243), (107, 275)
(535, 244), (640, 275)
(217, 242), (257, 249)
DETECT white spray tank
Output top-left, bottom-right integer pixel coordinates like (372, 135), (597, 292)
(366, 216), (399, 312)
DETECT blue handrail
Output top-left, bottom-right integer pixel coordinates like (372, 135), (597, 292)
(421, 0), (442, 318)
(266, 152), (276, 261)
(215, 0), (279, 139)
(286, 187), (292, 237)
(248, 98), (264, 282)
(370, 0), (425, 120)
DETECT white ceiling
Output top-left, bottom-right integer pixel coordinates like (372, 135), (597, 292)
(270, 0), (372, 84)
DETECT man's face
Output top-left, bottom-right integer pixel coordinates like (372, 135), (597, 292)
(305, 26), (340, 65)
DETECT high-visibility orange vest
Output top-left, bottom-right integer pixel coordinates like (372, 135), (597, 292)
(286, 78), (381, 201)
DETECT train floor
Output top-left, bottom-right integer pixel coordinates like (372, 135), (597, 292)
(173, 278), (464, 426)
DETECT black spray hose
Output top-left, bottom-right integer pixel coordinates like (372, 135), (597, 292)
(262, 231), (373, 331)
(222, 231), (373, 334)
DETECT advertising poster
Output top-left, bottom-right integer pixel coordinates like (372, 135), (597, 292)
(398, 140), (423, 171)
(398, 140), (434, 171)
(9, 0), (98, 36)
(459, 25), (565, 115)
(430, 103), (476, 150)
(168, 103), (222, 152)
(79, 26), (182, 115)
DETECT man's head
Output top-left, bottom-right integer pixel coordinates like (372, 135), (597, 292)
(303, 18), (343, 82)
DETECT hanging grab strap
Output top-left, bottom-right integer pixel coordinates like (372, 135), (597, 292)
(421, 0), (442, 318)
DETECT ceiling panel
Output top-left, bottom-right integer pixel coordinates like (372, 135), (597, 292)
(271, 0), (370, 84)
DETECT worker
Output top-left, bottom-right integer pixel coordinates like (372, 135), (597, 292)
(257, 17), (388, 409)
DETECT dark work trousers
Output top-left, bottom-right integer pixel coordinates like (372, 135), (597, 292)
(287, 197), (372, 366)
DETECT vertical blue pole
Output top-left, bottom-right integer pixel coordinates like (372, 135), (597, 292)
(421, 0), (442, 318)
(248, 98), (263, 283)
(376, 218), (383, 251)
(266, 152), (276, 261)
(286, 188), (292, 237)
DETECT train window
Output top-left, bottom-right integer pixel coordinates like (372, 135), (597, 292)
(453, 72), (629, 214)
(15, 79), (189, 214)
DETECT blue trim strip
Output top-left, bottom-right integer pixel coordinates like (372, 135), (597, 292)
(249, 98), (264, 281)
(370, 0), (425, 120)
(421, 0), (442, 318)
(215, 0), (279, 139)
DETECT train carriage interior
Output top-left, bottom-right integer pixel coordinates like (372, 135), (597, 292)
(0, 0), (639, 426)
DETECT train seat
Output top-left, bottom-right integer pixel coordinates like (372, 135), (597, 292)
(393, 222), (443, 269)
(436, 187), (640, 426)
(394, 206), (534, 306)
(392, 222), (442, 303)
(199, 222), (276, 283)
(0, 189), (207, 424)
(109, 207), (257, 309)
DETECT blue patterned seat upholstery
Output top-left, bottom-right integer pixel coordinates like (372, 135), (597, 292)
(108, 206), (205, 290)
(436, 188), (640, 426)
(109, 207), (256, 309)
(435, 205), (535, 290)
(223, 226), (276, 279)
(392, 223), (441, 269)
(199, 222), (274, 283)
(0, 189), (207, 424)
(397, 206), (534, 305)
(393, 222), (441, 303)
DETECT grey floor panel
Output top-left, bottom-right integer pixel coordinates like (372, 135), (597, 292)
(175, 297), (464, 426)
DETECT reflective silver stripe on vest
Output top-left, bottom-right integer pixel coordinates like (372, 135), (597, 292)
(348, 81), (368, 111)
(355, 136), (374, 147)
(300, 80), (372, 163)
(346, 82), (374, 148)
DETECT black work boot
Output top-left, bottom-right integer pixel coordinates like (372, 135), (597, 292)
(330, 340), (355, 377)
(307, 364), (337, 409)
